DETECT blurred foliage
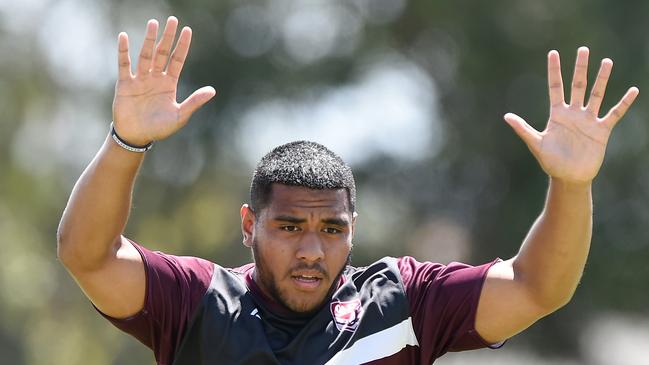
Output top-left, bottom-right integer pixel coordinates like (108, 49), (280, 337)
(1, 0), (648, 364)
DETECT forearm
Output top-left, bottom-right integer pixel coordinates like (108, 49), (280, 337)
(512, 177), (592, 311)
(57, 134), (145, 270)
(476, 48), (636, 343)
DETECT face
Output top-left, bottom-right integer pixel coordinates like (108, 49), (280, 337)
(241, 184), (356, 314)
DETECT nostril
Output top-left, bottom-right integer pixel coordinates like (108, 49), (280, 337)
(296, 243), (325, 261)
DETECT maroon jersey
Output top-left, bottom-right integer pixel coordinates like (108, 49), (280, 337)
(99, 243), (500, 364)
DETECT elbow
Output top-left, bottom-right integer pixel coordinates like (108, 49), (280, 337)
(533, 287), (577, 317)
(512, 258), (580, 317)
(56, 224), (116, 271)
(56, 224), (76, 267)
(56, 224), (68, 261)
(556, 287), (577, 309)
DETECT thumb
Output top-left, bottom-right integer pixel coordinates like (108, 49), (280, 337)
(178, 86), (217, 123)
(504, 113), (542, 156)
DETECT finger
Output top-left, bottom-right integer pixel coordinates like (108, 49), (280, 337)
(167, 26), (192, 79)
(136, 19), (159, 76)
(586, 58), (613, 116)
(178, 86), (217, 123)
(117, 32), (132, 80)
(602, 87), (639, 129)
(570, 46), (589, 107)
(152, 16), (179, 73)
(547, 50), (565, 107)
(504, 113), (542, 156)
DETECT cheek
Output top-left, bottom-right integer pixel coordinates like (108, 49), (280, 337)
(326, 241), (352, 263)
(256, 239), (292, 268)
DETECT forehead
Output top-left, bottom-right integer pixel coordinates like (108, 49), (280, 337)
(264, 184), (350, 214)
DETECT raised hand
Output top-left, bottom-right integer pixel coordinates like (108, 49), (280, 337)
(113, 17), (216, 146)
(504, 47), (639, 184)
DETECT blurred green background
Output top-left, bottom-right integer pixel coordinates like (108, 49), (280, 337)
(2, 0), (648, 364)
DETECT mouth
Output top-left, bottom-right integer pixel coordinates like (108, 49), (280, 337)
(291, 272), (324, 290)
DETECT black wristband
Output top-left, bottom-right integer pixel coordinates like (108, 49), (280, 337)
(110, 123), (153, 153)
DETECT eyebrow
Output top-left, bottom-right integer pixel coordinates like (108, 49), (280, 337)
(273, 215), (307, 224)
(272, 215), (350, 226)
(322, 217), (350, 226)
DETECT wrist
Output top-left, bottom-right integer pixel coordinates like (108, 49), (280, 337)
(101, 134), (146, 169)
(110, 123), (153, 153)
(549, 177), (592, 193)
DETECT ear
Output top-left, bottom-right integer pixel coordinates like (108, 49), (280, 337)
(240, 204), (256, 247)
(351, 211), (358, 241)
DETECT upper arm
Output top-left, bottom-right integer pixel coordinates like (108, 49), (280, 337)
(64, 235), (146, 319)
(475, 258), (549, 344)
(399, 257), (496, 359)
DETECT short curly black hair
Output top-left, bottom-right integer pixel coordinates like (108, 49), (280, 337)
(250, 141), (356, 212)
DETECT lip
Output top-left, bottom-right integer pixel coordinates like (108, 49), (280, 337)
(291, 270), (324, 278)
(291, 275), (323, 291)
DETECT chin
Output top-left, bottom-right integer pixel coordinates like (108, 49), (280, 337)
(283, 295), (327, 315)
(288, 304), (323, 316)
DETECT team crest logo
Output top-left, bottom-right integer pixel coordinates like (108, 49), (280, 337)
(330, 299), (363, 332)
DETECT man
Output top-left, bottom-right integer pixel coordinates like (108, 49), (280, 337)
(57, 16), (639, 365)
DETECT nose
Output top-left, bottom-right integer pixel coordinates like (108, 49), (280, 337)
(296, 232), (325, 262)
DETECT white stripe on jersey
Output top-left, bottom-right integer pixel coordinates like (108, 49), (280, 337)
(324, 317), (420, 365)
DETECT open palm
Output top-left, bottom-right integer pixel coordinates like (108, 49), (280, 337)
(505, 47), (638, 184)
(113, 17), (216, 146)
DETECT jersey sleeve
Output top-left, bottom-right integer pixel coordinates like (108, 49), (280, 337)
(397, 256), (501, 361)
(95, 241), (214, 365)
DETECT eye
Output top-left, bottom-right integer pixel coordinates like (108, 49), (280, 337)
(280, 225), (300, 232)
(323, 227), (342, 234)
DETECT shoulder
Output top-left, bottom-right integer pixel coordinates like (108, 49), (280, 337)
(345, 257), (402, 279)
(346, 256), (449, 285)
(343, 257), (416, 292)
(132, 242), (216, 287)
(230, 262), (255, 275)
(394, 256), (497, 288)
(348, 256), (497, 284)
(99, 241), (221, 364)
(199, 262), (255, 295)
